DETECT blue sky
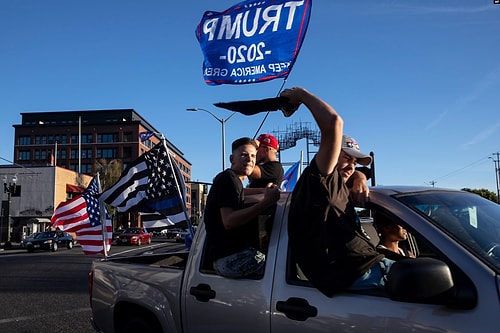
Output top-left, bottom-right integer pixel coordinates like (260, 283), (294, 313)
(1, 0), (499, 193)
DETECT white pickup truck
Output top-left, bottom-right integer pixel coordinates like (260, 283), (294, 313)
(89, 186), (500, 333)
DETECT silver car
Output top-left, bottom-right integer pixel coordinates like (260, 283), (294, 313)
(188, 187), (500, 332)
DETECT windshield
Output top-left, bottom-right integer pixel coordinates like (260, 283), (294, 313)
(397, 191), (500, 270)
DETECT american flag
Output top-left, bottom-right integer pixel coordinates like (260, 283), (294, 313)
(99, 141), (186, 220)
(51, 176), (112, 255)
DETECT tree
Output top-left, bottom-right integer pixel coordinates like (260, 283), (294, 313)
(94, 159), (122, 191)
(461, 188), (498, 203)
(94, 159), (123, 226)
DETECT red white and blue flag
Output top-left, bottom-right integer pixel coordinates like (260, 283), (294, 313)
(99, 141), (186, 223)
(139, 131), (155, 142)
(280, 159), (301, 192)
(196, 0), (312, 85)
(51, 176), (112, 255)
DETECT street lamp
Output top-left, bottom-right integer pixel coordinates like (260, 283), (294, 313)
(3, 174), (17, 249)
(186, 108), (236, 171)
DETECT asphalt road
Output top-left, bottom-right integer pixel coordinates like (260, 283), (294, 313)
(0, 238), (185, 333)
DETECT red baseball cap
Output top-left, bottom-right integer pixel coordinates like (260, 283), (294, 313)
(256, 133), (279, 151)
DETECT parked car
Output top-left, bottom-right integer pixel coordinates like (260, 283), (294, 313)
(174, 230), (190, 243)
(20, 232), (41, 248)
(160, 228), (183, 239)
(112, 229), (125, 242)
(25, 230), (74, 253)
(115, 227), (152, 246)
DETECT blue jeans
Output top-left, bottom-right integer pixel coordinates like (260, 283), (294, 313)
(350, 258), (395, 290)
(213, 248), (266, 278)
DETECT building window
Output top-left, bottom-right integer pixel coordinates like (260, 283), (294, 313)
(123, 147), (132, 158)
(70, 149), (93, 159)
(97, 133), (118, 143)
(123, 132), (133, 142)
(81, 164), (93, 174)
(58, 135), (67, 144)
(97, 148), (118, 159)
(59, 149), (67, 160)
(19, 136), (31, 145)
(81, 149), (93, 159)
(71, 134), (78, 144)
(81, 134), (93, 143)
(19, 151), (31, 160)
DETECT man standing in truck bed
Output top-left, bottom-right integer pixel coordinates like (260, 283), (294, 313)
(204, 137), (281, 278)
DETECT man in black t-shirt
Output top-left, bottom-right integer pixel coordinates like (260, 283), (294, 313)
(204, 137), (281, 278)
(281, 87), (394, 296)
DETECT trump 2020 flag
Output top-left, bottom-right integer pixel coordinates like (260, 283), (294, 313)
(196, 0), (312, 85)
(280, 160), (301, 192)
(51, 176), (112, 255)
(99, 142), (185, 220)
(139, 131), (155, 142)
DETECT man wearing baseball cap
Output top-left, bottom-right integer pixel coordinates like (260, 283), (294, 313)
(281, 87), (392, 297)
(247, 133), (284, 189)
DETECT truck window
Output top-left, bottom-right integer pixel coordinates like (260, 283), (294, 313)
(198, 212), (275, 278)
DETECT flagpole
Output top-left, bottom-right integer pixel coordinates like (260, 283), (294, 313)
(160, 135), (196, 238)
(300, 150), (303, 175)
(97, 173), (109, 259)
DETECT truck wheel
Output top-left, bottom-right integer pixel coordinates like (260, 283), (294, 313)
(119, 314), (161, 333)
(52, 243), (58, 252)
(137, 239), (142, 246)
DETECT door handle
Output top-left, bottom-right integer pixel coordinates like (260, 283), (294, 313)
(276, 297), (318, 321)
(189, 283), (216, 302)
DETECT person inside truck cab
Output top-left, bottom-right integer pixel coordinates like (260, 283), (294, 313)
(373, 211), (416, 260)
(281, 87), (396, 297)
(203, 137), (281, 278)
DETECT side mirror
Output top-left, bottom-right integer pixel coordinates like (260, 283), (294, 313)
(386, 257), (454, 303)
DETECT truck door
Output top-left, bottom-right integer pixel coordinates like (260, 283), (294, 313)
(182, 222), (274, 333)
(181, 196), (291, 333)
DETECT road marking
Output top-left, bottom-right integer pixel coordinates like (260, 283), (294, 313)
(0, 307), (89, 324)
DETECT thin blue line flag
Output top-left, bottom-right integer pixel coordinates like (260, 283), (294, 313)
(196, 0), (312, 85)
(99, 142), (185, 221)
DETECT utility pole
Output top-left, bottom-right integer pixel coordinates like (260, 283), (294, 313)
(491, 153), (500, 204)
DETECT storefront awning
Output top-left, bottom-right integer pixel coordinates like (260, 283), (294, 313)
(66, 184), (85, 194)
(28, 218), (51, 224)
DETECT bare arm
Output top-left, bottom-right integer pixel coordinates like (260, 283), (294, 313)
(348, 170), (369, 206)
(221, 184), (280, 230)
(280, 87), (343, 176)
(244, 186), (267, 196)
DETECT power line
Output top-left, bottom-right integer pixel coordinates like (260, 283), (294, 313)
(433, 155), (491, 182)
